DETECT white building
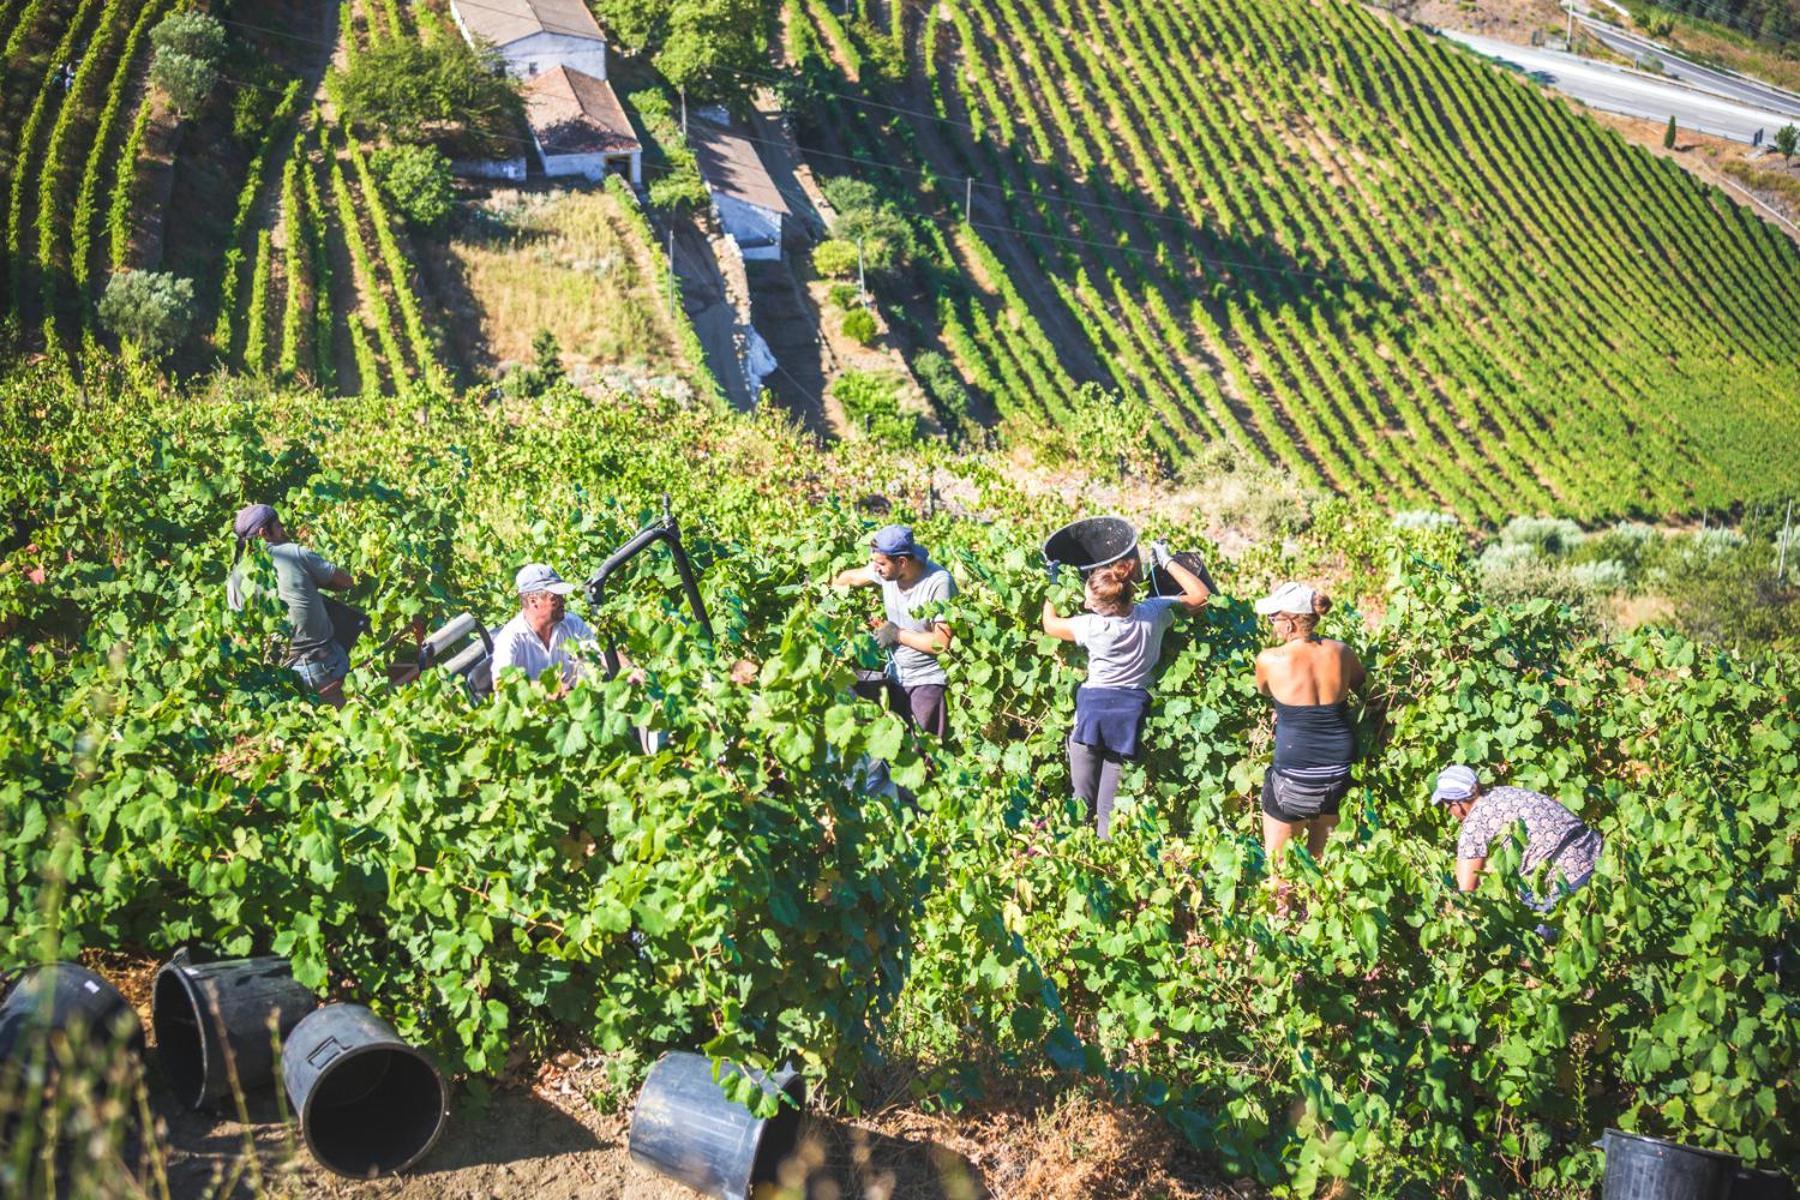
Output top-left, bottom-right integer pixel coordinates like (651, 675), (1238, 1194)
(448, 0), (609, 80)
(688, 116), (788, 261)
(523, 66), (642, 184)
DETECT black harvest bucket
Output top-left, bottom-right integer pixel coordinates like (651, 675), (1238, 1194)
(1601, 1128), (1740, 1200)
(0, 963), (143, 1073)
(1043, 516), (1138, 577)
(280, 1004), (447, 1178)
(628, 1051), (806, 1200)
(152, 952), (318, 1108)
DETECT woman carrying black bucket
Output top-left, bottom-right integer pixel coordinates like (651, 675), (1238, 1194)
(1252, 582), (1366, 912)
(1041, 544), (1211, 837)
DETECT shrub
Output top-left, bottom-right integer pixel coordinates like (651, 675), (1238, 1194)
(813, 238), (859, 279)
(831, 369), (919, 445)
(1568, 559), (1630, 593)
(151, 52), (219, 118)
(1497, 516), (1585, 558)
(648, 163), (709, 216)
(149, 11), (225, 62)
(331, 38), (523, 156)
(98, 270), (194, 357)
(910, 350), (969, 421)
(827, 282), (859, 310)
(841, 308), (877, 346)
(1392, 510), (1459, 530)
(370, 144), (454, 228)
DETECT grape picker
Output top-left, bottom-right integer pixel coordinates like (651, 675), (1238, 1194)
(1433, 764), (1604, 907)
(832, 524), (956, 738)
(1040, 542), (1210, 838)
(229, 503), (356, 707)
(1254, 582), (1367, 906)
(490, 563), (605, 696)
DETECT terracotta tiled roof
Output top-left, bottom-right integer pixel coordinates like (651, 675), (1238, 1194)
(450, 0), (602, 49)
(524, 67), (642, 157)
(688, 117), (789, 215)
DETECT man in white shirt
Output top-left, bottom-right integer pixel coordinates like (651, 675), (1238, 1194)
(490, 563), (597, 692)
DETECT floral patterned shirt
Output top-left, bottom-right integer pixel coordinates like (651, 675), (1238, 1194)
(1456, 786), (1603, 884)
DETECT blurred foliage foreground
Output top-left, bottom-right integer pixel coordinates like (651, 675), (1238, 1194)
(0, 361), (1794, 1196)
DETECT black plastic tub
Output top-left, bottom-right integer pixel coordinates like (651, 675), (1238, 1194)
(628, 1051), (805, 1200)
(1601, 1128), (1740, 1200)
(0, 963), (143, 1073)
(1043, 516), (1138, 577)
(280, 1004), (447, 1178)
(152, 952), (318, 1109)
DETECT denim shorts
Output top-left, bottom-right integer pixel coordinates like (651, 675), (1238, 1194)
(291, 643), (350, 692)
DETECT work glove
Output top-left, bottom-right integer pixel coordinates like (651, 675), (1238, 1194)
(874, 621), (902, 649)
(1147, 540), (1172, 570)
(1045, 560), (1063, 584)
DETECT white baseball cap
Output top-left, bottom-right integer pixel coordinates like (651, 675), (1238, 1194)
(1432, 764), (1480, 804)
(515, 563), (576, 596)
(1253, 581), (1317, 616)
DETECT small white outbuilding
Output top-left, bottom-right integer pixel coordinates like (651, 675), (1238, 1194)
(688, 116), (789, 261)
(523, 66), (642, 184)
(448, 0), (610, 81)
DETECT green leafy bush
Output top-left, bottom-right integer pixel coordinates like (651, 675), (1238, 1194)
(841, 308), (877, 346)
(369, 143), (455, 229)
(149, 10), (225, 62)
(330, 38), (523, 157)
(910, 349), (970, 423)
(150, 51), (218, 118)
(831, 369), (918, 445)
(97, 270), (193, 356)
(812, 238), (859, 279)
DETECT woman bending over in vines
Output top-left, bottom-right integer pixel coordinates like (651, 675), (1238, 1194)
(1253, 583), (1367, 910)
(1042, 544), (1211, 838)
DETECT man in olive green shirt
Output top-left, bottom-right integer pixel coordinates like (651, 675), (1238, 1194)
(232, 503), (354, 704)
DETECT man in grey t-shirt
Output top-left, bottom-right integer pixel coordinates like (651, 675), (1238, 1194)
(233, 503), (355, 705)
(832, 524), (956, 737)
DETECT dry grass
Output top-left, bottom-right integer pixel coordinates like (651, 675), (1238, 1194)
(449, 189), (677, 374)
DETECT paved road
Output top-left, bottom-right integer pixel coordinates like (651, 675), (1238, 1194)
(1444, 29), (1797, 142)
(1574, 17), (1800, 118)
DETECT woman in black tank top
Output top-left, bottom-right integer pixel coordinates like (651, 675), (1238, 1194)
(1252, 582), (1367, 914)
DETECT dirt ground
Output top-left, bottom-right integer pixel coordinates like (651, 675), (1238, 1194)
(73, 952), (1253, 1200)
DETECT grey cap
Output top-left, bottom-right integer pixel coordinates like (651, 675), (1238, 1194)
(515, 563), (576, 596)
(1432, 764), (1480, 804)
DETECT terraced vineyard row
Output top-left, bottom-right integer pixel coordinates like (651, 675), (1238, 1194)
(792, 0), (1800, 520)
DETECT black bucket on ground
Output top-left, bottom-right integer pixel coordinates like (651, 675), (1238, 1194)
(152, 952), (318, 1109)
(1043, 516), (1138, 577)
(1731, 1169), (1795, 1200)
(1148, 550), (1220, 598)
(280, 1004), (447, 1178)
(1601, 1129), (1740, 1200)
(628, 1051), (806, 1200)
(0, 963), (143, 1072)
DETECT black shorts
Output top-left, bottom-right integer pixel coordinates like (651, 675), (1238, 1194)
(1260, 767), (1350, 823)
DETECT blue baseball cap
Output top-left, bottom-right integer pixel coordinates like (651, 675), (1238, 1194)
(233, 503), (276, 540)
(870, 524), (925, 559)
(515, 563), (576, 596)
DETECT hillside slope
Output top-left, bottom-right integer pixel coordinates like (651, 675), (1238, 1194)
(786, 0), (1800, 522)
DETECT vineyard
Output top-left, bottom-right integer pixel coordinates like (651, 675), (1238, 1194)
(0, 360), (1794, 1194)
(0, 0), (694, 395)
(784, 0), (1800, 522)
